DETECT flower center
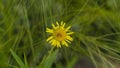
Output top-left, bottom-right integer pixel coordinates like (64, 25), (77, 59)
(54, 29), (66, 41)
(56, 33), (62, 37)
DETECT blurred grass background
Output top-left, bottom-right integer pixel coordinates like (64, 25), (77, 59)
(0, 0), (120, 68)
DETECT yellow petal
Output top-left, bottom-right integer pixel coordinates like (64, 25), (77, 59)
(49, 39), (55, 43)
(62, 41), (68, 47)
(65, 26), (71, 31)
(65, 39), (71, 43)
(62, 23), (65, 28)
(66, 36), (73, 41)
(67, 32), (74, 35)
(51, 39), (57, 46)
(46, 28), (53, 33)
(56, 22), (59, 27)
(51, 40), (55, 46)
(56, 41), (61, 48)
(46, 36), (53, 42)
(61, 21), (63, 25)
(52, 23), (56, 29)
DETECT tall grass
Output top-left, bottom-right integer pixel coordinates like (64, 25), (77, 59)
(0, 0), (120, 68)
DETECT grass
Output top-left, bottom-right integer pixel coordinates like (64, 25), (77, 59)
(0, 0), (120, 68)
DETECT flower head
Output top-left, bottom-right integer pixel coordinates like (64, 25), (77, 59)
(46, 21), (74, 48)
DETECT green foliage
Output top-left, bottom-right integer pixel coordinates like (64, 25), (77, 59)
(37, 48), (58, 68)
(0, 0), (120, 68)
(10, 49), (27, 68)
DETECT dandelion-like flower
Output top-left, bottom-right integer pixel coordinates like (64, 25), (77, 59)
(46, 21), (74, 48)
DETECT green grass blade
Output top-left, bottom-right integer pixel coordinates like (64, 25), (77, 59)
(10, 49), (26, 68)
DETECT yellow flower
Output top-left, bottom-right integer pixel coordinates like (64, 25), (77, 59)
(46, 21), (74, 48)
